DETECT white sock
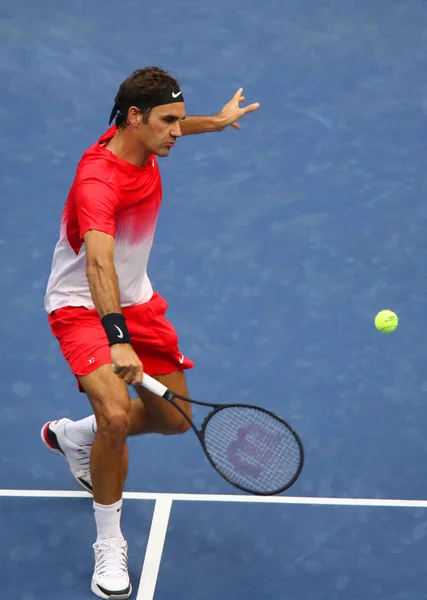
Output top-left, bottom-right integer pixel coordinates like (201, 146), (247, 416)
(94, 499), (124, 542)
(65, 415), (97, 447)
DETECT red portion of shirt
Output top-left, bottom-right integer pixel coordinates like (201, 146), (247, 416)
(63, 125), (162, 254)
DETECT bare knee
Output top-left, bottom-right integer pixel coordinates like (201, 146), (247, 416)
(96, 402), (131, 441)
(80, 365), (132, 441)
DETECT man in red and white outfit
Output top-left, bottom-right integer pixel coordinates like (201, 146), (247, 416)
(41, 66), (259, 599)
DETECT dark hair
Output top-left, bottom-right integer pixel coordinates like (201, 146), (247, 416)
(113, 66), (180, 128)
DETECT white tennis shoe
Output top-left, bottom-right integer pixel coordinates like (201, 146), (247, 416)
(91, 537), (132, 599)
(41, 418), (93, 494)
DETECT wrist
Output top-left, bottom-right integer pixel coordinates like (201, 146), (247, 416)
(213, 114), (227, 131)
(101, 313), (132, 346)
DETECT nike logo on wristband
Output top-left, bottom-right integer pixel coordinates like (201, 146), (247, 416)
(114, 325), (124, 339)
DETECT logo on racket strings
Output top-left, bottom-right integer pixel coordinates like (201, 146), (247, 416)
(226, 424), (281, 478)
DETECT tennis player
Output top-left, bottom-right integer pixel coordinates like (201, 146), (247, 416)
(41, 66), (259, 599)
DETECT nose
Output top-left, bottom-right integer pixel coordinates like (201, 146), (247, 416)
(171, 122), (183, 138)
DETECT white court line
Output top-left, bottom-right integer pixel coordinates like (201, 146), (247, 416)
(136, 497), (172, 600)
(1, 488), (427, 508)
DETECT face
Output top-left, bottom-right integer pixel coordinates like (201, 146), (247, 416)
(129, 103), (186, 158)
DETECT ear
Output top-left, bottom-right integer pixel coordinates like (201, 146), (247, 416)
(127, 106), (142, 128)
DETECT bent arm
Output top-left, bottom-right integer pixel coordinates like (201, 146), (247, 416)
(84, 230), (122, 318)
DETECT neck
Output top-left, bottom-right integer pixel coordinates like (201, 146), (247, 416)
(105, 127), (151, 167)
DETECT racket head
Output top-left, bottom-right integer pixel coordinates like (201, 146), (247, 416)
(200, 404), (304, 496)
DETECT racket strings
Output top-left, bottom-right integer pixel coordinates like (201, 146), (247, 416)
(203, 407), (302, 494)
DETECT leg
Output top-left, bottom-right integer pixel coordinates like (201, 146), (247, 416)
(63, 369), (192, 441)
(44, 305), (134, 599)
(129, 370), (192, 435)
(78, 364), (132, 599)
(78, 364), (131, 505)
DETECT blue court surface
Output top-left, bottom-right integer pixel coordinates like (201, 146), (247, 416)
(1, 0), (427, 598)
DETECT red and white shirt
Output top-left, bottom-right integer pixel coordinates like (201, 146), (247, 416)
(45, 126), (162, 314)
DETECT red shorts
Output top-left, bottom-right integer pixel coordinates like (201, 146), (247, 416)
(48, 292), (194, 391)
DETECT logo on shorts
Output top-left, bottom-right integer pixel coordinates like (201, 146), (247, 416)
(88, 357), (96, 365)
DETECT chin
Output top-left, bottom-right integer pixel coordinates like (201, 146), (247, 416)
(154, 148), (171, 158)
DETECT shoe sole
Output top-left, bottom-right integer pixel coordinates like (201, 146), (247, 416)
(41, 421), (93, 495)
(91, 579), (132, 599)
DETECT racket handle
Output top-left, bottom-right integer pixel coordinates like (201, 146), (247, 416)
(112, 365), (168, 397)
(140, 373), (169, 397)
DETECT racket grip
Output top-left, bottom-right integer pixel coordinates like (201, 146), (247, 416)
(141, 373), (169, 397)
(112, 365), (168, 397)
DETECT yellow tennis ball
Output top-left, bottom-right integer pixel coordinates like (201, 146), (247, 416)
(375, 310), (398, 333)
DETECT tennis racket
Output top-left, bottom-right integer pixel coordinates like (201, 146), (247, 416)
(141, 373), (304, 496)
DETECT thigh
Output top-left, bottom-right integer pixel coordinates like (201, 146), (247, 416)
(79, 363), (131, 424)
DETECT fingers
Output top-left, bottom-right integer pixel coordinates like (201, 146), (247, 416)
(217, 89), (259, 131)
(112, 363), (143, 385)
(234, 91), (260, 121)
(230, 100), (259, 129)
(233, 89), (260, 110)
(123, 367), (140, 385)
(233, 87), (244, 101)
(243, 102), (261, 113)
(111, 344), (143, 385)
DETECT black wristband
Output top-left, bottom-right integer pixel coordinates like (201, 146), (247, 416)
(101, 313), (132, 346)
